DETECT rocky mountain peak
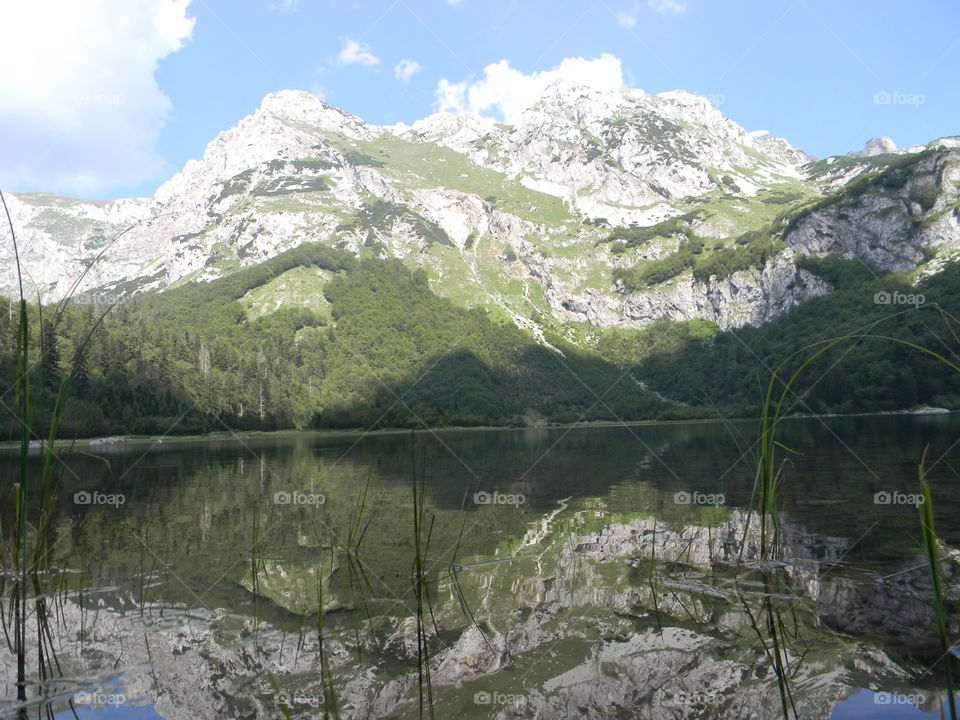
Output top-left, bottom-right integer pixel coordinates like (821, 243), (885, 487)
(929, 136), (960, 150)
(6, 84), (958, 349)
(391, 111), (497, 154)
(654, 89), (724, 121)
(849, 136), (898, 158)
(529, 79), (633, 119)
(259, 88), (324, 115)
(154, 89), (377, 206)
(258, 89), (373, 139)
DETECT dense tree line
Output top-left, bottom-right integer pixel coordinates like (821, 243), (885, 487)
(0, 243), (665, 441)
(3, 241), (955, 442)
(612, 227), (787, 291)
(636, 259), (960, 414)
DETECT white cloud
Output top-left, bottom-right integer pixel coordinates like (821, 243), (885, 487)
(617, 1), (639, 27)
(270, 0), (299, 12)
(648, 0), (687, 15)
(435, 55), (625, 123)
(447, 0), (463, 5)
(337, 39), (380, 66)
(0, 0), (194, 197)
(394, 59), (423, 83)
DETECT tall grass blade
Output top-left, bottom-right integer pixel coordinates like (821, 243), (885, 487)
(917, 447), (957, 720)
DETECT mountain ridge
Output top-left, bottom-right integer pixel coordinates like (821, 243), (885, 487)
(3, 84), (959, 342)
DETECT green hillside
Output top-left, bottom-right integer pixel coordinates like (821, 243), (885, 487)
(0, 243), (666, 440)
(634, 258), (960, 414)
(4, 239), (953, 444)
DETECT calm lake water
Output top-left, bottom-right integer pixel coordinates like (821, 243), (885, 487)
(3, 415), (960, 719)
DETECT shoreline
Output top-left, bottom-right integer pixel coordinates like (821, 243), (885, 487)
(0, 407), (951, 454)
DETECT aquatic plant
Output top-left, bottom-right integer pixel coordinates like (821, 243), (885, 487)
(918, 447), (958, 720)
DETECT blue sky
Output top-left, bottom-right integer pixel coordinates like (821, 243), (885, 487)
(2, 0), (958, 200)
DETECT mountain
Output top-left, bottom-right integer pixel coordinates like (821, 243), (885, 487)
(3, 84), (960, 437)
(6, 83), (959, 339)
(848, 135), (898, 158)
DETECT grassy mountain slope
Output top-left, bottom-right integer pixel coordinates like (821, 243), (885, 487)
(0, 243), (667, 441)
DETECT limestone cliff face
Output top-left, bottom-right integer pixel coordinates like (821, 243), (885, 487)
(542, 250), (830, 331)
(399, 84), (808, 217)
(785, 150), (960, 272)
(4, 85), (959, 340)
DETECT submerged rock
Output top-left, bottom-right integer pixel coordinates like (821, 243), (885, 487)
(239, 556), (342, 615)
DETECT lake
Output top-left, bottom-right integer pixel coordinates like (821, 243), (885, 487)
(2, 414), (960, 719)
